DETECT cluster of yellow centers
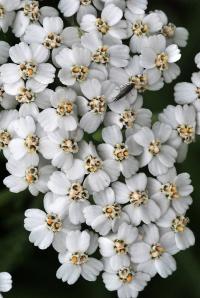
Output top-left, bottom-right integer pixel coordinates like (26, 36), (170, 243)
(67, 182), (89, 201)
(46, 214), (62, 232)
(117, 267), (135, 283)
(25, 167), (39, 184)
(102, 204), (121, 220)
(23, 1), (40, 21)
(129, 190), (149, 207)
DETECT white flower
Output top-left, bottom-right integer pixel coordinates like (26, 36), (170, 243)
(147, 167), (193, 215)
(157, 208), (195, 250)
(125, 10), (163, 54)
(24, 17), (80, 65)
(38, 87), (78, 132)
(24, 192), (79, 251)
(112, 173), (162, 225)
(48, 171), (90, 224)
(57, 230), (103, 284)
(101, 0), (126, 10)
(58, 0), (98, 23)
(174, 71), (200, 104)
(99, 222), (138, 267)
(140, 34), (181, 83)
(40, 128), (83, 171)
(83, 187), (130, 235)
(104, 95), (152, 134)
(195, 52), (200, 69)
(0, 0), (20, 32)
(98, 125), (142, 178)
(55, 46), (107, 86)
(127, 0), (148, 14)
(0, 272), (12, 297)
(66, 140), (120, 192)
(130, 224), (179, 278)
(4, 158), (54, 196)
(109, 56), (164, 101)
(0, 41), (10, 64)
(81, 32), (130, 68)
(8, 116), (42, 164)
(77, 79), (117, 133)
(159, 105), (196, 162)
(156, 10), (189, 47)
(0, 42), (55, 95)
(0, 79), (17, 110)
(0, 110), (18, 159)
(102, 257), (150, 298)
(13, 1), (59, 37)
(134, 122), (177, 176)
(80, 4), (127, 40)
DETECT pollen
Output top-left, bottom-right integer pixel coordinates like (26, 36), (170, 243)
(56, 101), (74, 116)
(20, 62), (37, 79)
(24, 134), (39, 153)
(114, 239), (128, 254)
(0, 5), (5, 18)
(0, 130), (11, 149)
(71, 65), (89, 82)
(67, 182), (89, 201)
(132, 21), (149, 36)
(148, 139), (161, 155)
(16, 88), (36, 103)
(129, 74), (148, 92)
(80, 0), (92, 5)
(23, 1), (40, 21)
(119, 110), (136, 128)
(84, 155), (102, 173)
(60, 139), (79, 153)
(129, 191), (149, 207)
(155, 53), (169, 70)
(70, 252), (88, 265)
(43, 32), (62, 49)
(88, 96), (106, 114)
(117, 267), (134, 283)
(150, 244), (165, 259)
(96, 18), (110, 35)
(113, 143), (129, 161)
(161, 183), (179, 200)
(92, 46), (110, 64)
(46, 213), (62, 232)
(177, 124), (195, 144)
(25, 167), (39, 184)
(103, 204), (121, 220)
(161, 23), (176, 38)
(171, 216), (189, 233)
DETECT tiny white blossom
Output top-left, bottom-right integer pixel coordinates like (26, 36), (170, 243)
(0, 41), (10, 64)
(0, 0), (20, 32)
(0, 272), (12, 297)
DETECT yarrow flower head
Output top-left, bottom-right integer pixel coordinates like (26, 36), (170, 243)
(0, 0), (196, 297)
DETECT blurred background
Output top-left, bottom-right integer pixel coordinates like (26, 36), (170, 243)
(0, 0), (200, 297)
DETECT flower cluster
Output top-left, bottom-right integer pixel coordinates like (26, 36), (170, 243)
(0, 0), (196, 297)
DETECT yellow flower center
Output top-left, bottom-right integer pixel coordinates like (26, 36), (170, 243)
(67, 182), (89, 201)
(20, 62), (37, 79)
(25, 167), (39, 184)
(43, 32), (62, 49)
(71, 65), (89, 82)
(161, 23), (176, 38)
(132, 21), (149, 36)
(177, 124), (194, 144)
(46, 213), (62, 232)
(88, 96), (106, 114)
(84, 155), (102, 173)
(129, 191), (149, 207)
(80, 0), (92, 5)
(114, 239), (128, 254)
(150, 244), (165, 259)
(129, 74), (148, 92)
(70, 252), (88, 265)
(24, 134), (39, 153)
(102, 204), (121, 220)
(161, 183), (179, 200)
(16, 88), (36, 103)
(23, 1), (40, 21)
(56, 101), (74, 116)
(92, 46), (110, 64)
(171, 216), (189, 233)
(96, 18), (110, 35)
(119, 110), (136, 128)
(155, 53), (169, 70)
(117, 267), (134, 283)
(113, 143), (129, 161)
(60, 139), (79, 153)
(0, 130), (11, 149)
(148, 140), (161, 156)
(0, 5), (5, 18)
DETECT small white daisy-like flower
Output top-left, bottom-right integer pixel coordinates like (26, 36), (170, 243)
(99, 222), (138, 267)
(0, 42), (56, 95)
(102, 257), (150, 298)
(195, 52), (200, 69)
(157, 10), (189, 47)
(66, 140), (120, 192)
(159, 104), (196, 162)
(109, 55), (164, 102)
(127, 0), (148, 14)
(24, 17), (80, 65)
(84, 187), (130, 236)
(140, 34), (181, 83)
(112, 173), (162, 225)
(55, 47), (107, 86)
(40, 128), (83, 171)
(130, 224), (179, 278)
(81, 32), (130, 68)
(0, 272), (12, 297)
(48, 171), (90, 225)
(24, 192), (79, 251)
(98, 125), (142, 178)
(157, 208), (195, 250)
(148, 167), (193, 215)
(4, 158), (54, 196)
(134, 122), (177, 176)
(104, 95), (152, 134)
(0, 0), (20, 32)
(0, 79), (17, 110)
(0, 110), (18, 159)
(57, 230), (103, 284)
(38, 87), (78, 132)
(13, 0), (59, 37)
(81, 4), (127, 40)
(0, 41), (10, 64)
(174, 71), (200, 105)
(125, 10), (163, 54)
(77, 78), (117, 133)
(8, 116), (41, 164)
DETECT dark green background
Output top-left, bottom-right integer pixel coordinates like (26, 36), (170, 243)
(0, 0), (200, 297)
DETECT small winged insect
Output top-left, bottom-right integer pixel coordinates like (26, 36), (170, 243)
(112, 82), (134, 101)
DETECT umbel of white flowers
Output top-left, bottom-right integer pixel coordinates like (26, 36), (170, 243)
(0, 0), (197, 297)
